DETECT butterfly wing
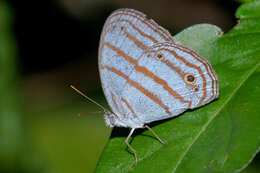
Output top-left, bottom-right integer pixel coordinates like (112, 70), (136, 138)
(99, 9), (218, 126)
(99, 8), (174, 116)
(121, 42), (218, 124)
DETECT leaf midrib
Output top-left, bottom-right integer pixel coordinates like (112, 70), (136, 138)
(172, 60), (260, 173)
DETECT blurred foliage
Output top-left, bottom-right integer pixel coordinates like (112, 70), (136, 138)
(95, 1), (260, 172)
(0, 1), (111, 173)
(0, 0), (23, 169)
(23, 96), (111, 173)
(0, 1), (50, 173)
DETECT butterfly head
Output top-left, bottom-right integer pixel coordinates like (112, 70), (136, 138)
(104, 110), (117, 127)
(104, 110), (127, 127)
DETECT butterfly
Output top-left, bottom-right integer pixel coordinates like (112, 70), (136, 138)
(73, 8), (219, 165)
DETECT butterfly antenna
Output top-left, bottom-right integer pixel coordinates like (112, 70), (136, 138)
(70, 85), (108, 112)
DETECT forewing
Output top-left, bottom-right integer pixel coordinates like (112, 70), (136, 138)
(98, 8), (174, 115)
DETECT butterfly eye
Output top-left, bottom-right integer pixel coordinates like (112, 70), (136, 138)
(156, 53), (164, 61)
(184, 73), (196, 85)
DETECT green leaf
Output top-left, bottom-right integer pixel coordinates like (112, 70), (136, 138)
(95, 1), (260, 172)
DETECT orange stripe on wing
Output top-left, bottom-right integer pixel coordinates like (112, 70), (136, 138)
(163, 59), (185, 78)
(115, 19), (158, 43)
(121, 97), (136, 117)
(104, 42), (137, 64)
(108, 36), (191, 106)
(172, 44), (218, 104)
(102, 65), (171, 115)
(135, 65), (191, 105)
(104, 42), (191, 106)
(160, 48), (207, 106)
(120, 27), (148, 50)
(107, 10), (173, 42)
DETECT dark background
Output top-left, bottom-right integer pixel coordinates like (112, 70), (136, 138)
(1, 0), (259, 172)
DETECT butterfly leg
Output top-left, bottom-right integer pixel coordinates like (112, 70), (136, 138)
(125, 128), (138, 165)
(145, 125), (168, 146)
